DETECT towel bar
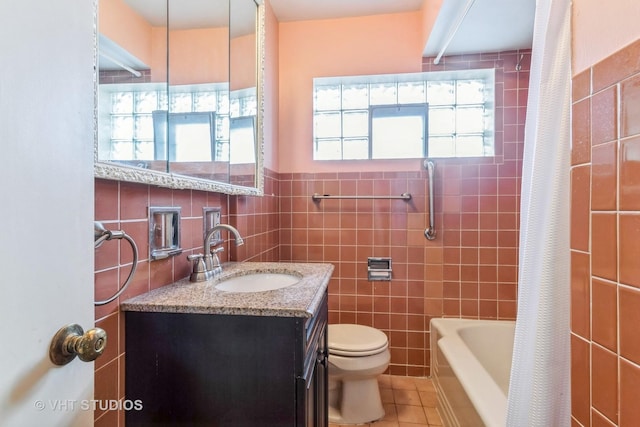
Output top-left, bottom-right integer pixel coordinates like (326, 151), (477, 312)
(311, 192), (412, 201)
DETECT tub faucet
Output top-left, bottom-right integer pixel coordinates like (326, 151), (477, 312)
(187, 224), (244, 282)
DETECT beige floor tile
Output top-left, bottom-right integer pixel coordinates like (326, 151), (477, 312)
(378, 374), (392, 389)
(396, 404), (428, 424)
(381, 403), (398, 421)
(393, 389), (422, 406)
(424, 406), (443, 426)
(381, 387), (395, 404)
(413, 377), (435, 392)
(418, 390), (438, 408)
(370, 421), (400, 427)
(330, 375), (442, 427)
(391, 376), (418, 390)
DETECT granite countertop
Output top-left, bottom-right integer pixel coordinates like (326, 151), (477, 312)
(120, 262), (334, 318)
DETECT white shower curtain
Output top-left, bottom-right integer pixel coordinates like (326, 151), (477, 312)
(505, 0), (572, 425)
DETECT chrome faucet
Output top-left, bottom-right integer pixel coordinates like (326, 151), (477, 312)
(187, 224), (244, 282)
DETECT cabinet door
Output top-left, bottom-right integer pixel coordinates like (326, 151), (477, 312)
(127, 312), (298, 426)
(314, 324), (328, 427)
(304, 366), (316, 427)
(299, 312), (328, 426)
(301, 326), (329, 427)
(301, 353), (327, 427)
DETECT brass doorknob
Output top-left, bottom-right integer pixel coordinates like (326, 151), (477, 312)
(49, 324), (107, 366)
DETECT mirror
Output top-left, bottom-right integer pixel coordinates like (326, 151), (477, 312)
(95, 0), (264, 195)
(229, 0), (258, 187)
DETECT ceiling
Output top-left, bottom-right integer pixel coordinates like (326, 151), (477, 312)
(100, 0), (255, 71)
(269, 0), (424, 22)
(269, 0), (536, 57)
(101, 0), (535, 72)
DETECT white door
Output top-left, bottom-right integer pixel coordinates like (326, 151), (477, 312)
(0, 0), (96, 426)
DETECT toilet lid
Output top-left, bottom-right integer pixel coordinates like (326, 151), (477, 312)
(328, 324), (388, 356)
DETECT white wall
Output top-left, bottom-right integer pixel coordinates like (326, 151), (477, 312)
(572, 0), (640, 73)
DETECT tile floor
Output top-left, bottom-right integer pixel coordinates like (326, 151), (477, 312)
(329, 375), (443, 427)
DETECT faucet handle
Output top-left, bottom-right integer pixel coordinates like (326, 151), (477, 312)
(187, 253), (208, 272)
(202, 246), (222, 277)
(187, 254), (207, 273)
(211, 246), (224, 268)
(187, 253), (213, 282)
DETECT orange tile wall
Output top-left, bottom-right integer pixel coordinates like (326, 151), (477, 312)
(278, 50), (528, 376)
(93, 170), (279, 427)
(279, 170), (436, 376)
(422, 51), (527, 322)
(570, 38), (640, 426)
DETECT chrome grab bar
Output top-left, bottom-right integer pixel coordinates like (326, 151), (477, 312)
(424, 160), (436, 240)
(312, 193), (412, 201)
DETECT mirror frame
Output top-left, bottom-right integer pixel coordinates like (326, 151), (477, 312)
(94, 0), (265, 196)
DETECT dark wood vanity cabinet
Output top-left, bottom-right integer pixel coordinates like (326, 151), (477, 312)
(125, 292), (328, 427)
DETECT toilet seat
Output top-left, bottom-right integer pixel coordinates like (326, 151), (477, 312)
(328, 324), (388, 356)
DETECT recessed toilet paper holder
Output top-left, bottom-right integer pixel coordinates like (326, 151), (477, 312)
(368, 257), (392, 281)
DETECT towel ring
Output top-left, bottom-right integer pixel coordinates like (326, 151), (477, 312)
(94, 222), (139, 306)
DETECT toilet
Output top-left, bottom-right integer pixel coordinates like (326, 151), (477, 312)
(327, 324), (390, 425)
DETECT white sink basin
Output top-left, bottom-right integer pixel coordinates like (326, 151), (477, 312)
(215, 273), (300, 293)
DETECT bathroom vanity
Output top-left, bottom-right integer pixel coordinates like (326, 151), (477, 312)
(121, 262), (333, 427)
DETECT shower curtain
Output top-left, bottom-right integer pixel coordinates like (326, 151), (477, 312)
(506, 0), (571, 425)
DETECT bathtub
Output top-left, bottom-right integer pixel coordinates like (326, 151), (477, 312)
(430, 318), (515, 427)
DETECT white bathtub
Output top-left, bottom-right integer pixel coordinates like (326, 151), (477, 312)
(430, 318), (515, 427)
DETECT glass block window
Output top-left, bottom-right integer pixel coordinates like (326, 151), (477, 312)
(101, 83), (256, 162)
(313, 69), (495, 160)
(226, 87), (258, 163)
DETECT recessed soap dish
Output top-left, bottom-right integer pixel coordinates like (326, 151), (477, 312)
(203, 207), (222, 250)
(149, 207), (182, 261)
